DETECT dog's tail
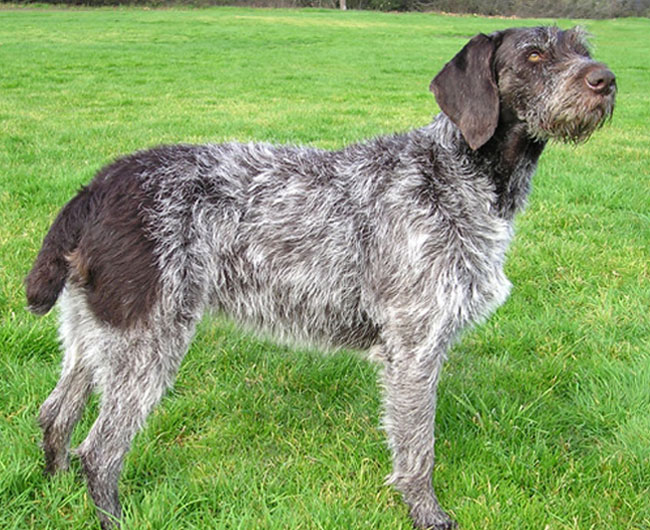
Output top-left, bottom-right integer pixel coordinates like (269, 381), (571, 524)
(25, 186), (96, 315)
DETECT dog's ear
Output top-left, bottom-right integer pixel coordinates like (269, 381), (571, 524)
(430, 33), (500, 151)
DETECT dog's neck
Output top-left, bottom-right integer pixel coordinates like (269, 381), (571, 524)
(422, 113), (546, 219)
(477, 118), (547, 219)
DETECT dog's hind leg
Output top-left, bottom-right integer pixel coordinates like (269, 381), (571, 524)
(74, 311), (198, 529)
(39, 288), (95, 475)
(39, 362), (93, 475)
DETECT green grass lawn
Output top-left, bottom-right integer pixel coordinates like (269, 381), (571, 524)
(1, 6), (648, 529)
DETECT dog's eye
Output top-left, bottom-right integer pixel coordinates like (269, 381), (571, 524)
(528, 51), (543, 63)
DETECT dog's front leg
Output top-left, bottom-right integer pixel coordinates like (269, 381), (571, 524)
(382, 346), (457, 530)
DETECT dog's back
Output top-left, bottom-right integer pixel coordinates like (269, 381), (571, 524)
(26, 140), (386, 348)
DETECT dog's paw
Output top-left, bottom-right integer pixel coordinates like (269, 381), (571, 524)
(410, 505), (458, 530)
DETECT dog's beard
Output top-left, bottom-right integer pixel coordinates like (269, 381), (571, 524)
(527, 84), (616, 144)
(546, 98), (615, 144)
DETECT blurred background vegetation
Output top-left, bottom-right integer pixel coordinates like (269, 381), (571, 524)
(4, 0), (649, 18)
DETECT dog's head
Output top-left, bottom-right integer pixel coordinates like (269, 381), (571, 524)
(430, 26), (616, 150)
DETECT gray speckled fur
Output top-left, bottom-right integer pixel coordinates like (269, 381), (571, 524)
(29, 26), (615, 530)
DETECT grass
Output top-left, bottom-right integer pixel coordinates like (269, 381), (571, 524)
(0, 6), (649, 529)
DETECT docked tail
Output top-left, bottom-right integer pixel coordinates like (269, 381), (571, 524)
(25, 187), (95, 315)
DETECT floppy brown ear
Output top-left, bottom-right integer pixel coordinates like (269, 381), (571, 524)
(430, 33), (500, 150)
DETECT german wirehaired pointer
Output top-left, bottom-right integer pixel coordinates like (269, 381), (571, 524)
(26, 26), (615, 529)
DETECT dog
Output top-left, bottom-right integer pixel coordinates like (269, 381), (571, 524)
(26, 26), (615, 529)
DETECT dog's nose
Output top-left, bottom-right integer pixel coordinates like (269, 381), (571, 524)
(585, 66), (616, 95)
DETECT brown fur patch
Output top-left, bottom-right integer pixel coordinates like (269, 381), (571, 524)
(71, 152), (163, 329)
(66, 248), (90, 284)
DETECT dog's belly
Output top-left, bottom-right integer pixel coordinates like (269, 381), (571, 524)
(204, 240), (380, 351)
(209, 272), (380, 351)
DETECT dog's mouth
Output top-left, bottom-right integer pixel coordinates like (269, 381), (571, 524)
(551, 101), (614, 144)
(541, 64), (617, 144)
(536, 86), (616, 144)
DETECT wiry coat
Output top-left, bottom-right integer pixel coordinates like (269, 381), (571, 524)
(26, 26), (615, 530)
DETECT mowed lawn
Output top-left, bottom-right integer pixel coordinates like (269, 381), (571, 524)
(0, 6), (648, 529)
